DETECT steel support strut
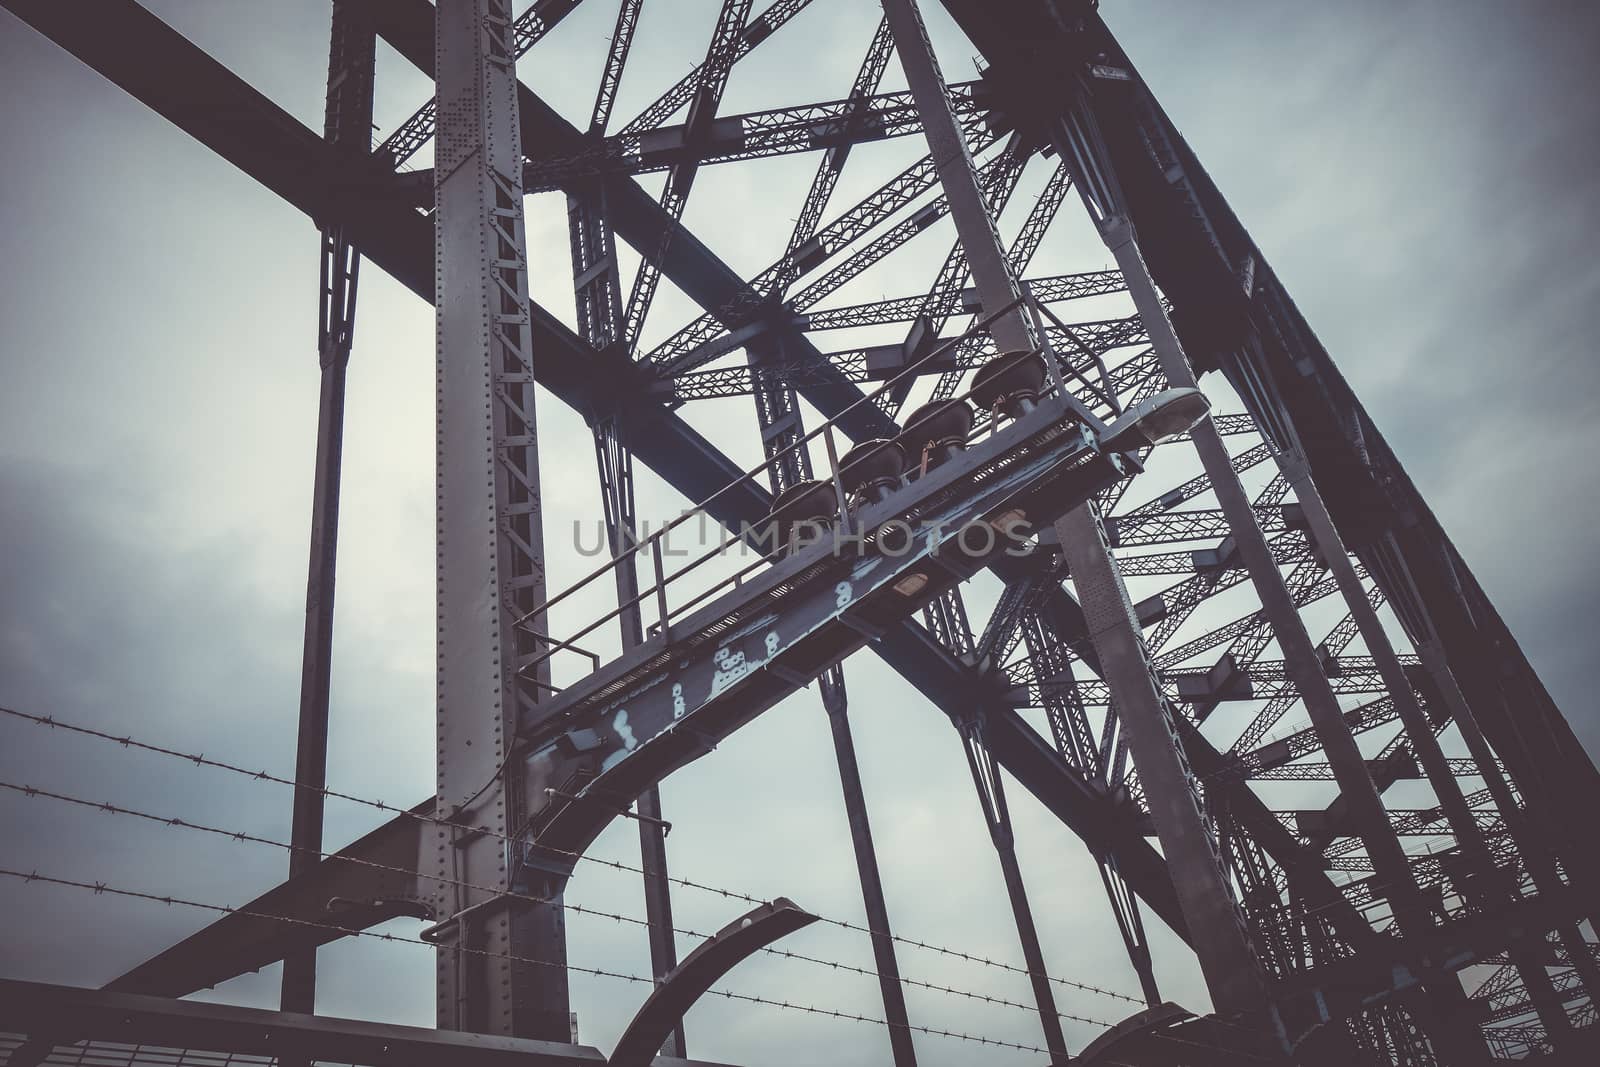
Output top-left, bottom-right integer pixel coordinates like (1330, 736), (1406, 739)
(433, 0), (562, 1039)
(567, 9), (683, 1045)
(817, 669), (919, 1067)
(957, 715), (1069, 1064)
(1098, 851), (1160, 1008)
(740, 123), (919, 1060)
(721, 32), (918, 1052)
(621, 0), (751, 350)
(282, 0), (376, 1022)
(591, 419), (685, 1057)
(1055, 505), (1270, 1016)
(879, 0), (1029, 355)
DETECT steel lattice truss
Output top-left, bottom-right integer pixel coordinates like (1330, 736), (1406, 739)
(2, 1), (1598, 1066)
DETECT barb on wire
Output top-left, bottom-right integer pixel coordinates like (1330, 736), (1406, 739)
(0, 778), (1119, 1028)
(0, 704), (1146, 1007)
(0, 866), (1055, 1057)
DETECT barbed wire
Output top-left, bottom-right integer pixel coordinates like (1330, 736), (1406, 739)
(0, 777), (1117, 1030)
(0, 865), (1055, 1056)
(0, 704), (1147, 1008)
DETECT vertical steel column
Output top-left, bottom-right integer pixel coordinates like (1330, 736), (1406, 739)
(1095, 216), (1486, 1061)
(433, 0), (563, 1039)
(591, 421), (685, 1058)
(818, 668), (919, 1067)
(748, 404), (921, 1057)
(282, 0), (374, 1020)
(1096, 853), (1160, 1008)
(631, 785), (681, 1053)
(743, 372), (921, 1059)
(707, 32), (920, 1038)
(1024, 613), (1165, 1008)
(569, 8), (682, 1045)
(879, 0), (1271, 1026)
(742, 203), (921, 1063)
(958, 714), (1069, 1064)
(569, 185), (626, 351)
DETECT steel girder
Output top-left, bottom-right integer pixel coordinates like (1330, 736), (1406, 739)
(109, 802), (435, 998)
(566, 3), (684, 1051)
(659, 315), (1149, 403)
(517, 81), (988, 193)
(375, 0), (587, 168)
(432, 0), (565, 1036)
(0, 979), (743, 1067)
(369, 0), (902, 438)
(282, 0), (378, 1023)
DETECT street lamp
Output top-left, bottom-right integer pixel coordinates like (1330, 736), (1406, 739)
(1101, 387), (1211, 452)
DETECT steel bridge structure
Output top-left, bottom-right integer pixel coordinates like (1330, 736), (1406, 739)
(1, 0), (1597, 1065)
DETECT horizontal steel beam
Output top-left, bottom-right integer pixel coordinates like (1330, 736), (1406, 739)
(107, 801), (432, 997)
(515, 82), (987, 192)
(797, 269), (1126, 332)
(0, 979), (741, 1067)
(662, 318), (1149, 403)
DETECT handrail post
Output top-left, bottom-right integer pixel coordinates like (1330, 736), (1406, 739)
(1027, 297), (1070, 406)
(823, 426), (852, 537)
(651, 537), (670, 637)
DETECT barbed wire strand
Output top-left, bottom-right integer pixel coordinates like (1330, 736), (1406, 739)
(0, 704), (1147, 1008)
(0, 778), (1116, 1030)
(0, 865), (1055, 1056)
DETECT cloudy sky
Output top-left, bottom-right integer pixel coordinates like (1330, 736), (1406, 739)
(1, 1), (1598, 1064)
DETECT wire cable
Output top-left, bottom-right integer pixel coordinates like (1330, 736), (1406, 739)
(0, 865), (1056, 1057)
(0, 704), (1147, 1008)
(0, 778), (1117, 1030)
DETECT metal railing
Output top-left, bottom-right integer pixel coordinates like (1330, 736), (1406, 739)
(516, 294), (1115, 687)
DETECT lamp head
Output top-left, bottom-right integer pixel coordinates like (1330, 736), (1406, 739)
(1101, 388), (1211, 452)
